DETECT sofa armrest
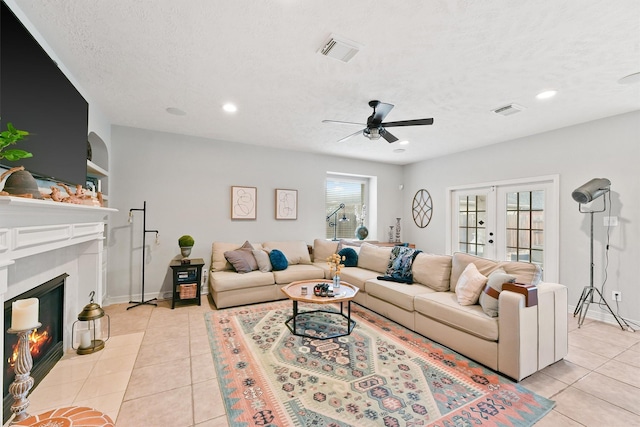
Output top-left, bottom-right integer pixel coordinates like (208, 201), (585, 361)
(498, 282), (568, 381)
(498, 290), (538, 381)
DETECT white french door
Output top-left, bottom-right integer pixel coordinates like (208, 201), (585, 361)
(448, 176), (559, 282)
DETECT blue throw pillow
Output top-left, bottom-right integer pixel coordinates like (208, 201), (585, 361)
(269, 249), (288, 271)
(338, 247), (358, 267)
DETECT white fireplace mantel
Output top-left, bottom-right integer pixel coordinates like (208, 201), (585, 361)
(1, 196), (117, 396)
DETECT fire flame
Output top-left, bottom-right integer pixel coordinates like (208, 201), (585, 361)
(7, 326), (53, 368)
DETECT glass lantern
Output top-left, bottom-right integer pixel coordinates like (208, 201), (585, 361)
(72, 291), (110, 355)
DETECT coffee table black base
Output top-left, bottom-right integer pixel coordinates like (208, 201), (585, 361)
(285, 301), (356, 340)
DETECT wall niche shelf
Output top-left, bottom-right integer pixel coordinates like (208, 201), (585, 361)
(86, 131), (109, 202)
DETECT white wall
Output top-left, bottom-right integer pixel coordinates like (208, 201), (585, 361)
(403, 111), (640, 326)
(106, 126), (404, 304)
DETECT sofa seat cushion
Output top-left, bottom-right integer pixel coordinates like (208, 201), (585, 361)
(210, 270), (275, 292)
(272, 264), (325, 284)
(366, 279), (434, 312)
(312, 262), (332, 279)
(338, 267), (379, 291)
(414, 292), (499, 341)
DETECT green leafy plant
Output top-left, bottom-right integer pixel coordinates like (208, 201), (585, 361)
(0, 122), (32, 161)
(178, 235), (195, 247)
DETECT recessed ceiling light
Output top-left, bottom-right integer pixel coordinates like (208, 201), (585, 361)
(618, 72), (640, 85)
(166, 107), (186, 116)
(223, 103), (238, 113)
(536, 90), (557, 100)
(399, 140), (410, 145)
(393, 148), (406, 154)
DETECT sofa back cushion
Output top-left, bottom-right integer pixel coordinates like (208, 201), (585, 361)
(262, 240), (311, 265)
(412, 253), (452, 291)
(450, 252), (542, 292)
(498, 261), (542, 286)
(450, 252), (499, 292)
(313, 239), (339, 263)
(357, 243), (393, 274)
(211, 242), (243, 272)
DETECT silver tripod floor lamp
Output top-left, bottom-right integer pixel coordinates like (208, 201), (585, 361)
(572, 178), (631, 331)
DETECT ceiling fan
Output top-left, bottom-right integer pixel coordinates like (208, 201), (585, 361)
(323, 100), (434, 143)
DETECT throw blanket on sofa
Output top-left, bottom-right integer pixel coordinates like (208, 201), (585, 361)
(377, 245), (422, 284)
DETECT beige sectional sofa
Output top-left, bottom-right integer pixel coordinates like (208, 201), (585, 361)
(208, 239), (568, 381)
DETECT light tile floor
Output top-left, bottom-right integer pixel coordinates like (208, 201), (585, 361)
(20, 295), (640, 426)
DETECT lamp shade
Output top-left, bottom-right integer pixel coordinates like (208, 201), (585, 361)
(572, 178), (611, 204)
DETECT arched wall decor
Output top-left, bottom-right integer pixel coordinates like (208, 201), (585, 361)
(412, 189), (433, 228)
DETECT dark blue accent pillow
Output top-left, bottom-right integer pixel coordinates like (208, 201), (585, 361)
(269, 249), (288, 271)
(338, 247), (358, 267)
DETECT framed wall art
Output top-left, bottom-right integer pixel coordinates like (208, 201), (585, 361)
(231, 186), (257, 220)
(275, 189), (297, 220)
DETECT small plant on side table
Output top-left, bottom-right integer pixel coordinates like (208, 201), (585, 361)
(178, 235), (195, 258)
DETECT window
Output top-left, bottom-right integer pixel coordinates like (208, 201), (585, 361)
(325, 175), (368, 240)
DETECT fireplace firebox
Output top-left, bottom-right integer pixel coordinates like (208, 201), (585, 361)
(3, 274), (66, 423)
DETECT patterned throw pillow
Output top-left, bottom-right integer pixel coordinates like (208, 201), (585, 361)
(269, 249), (288, 271)
(455, 263), (488, 305)
(377, 246), (421, 284)
(479, 268), (516, 317)
(338, 247), (358, 267)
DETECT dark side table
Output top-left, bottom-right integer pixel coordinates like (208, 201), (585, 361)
(170, 258), (204, 309)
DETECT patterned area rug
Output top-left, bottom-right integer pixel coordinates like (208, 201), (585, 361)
(205, 301), (554, 426)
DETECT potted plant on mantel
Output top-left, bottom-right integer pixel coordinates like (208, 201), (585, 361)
(178, 235), (195, 258)
(0, 121), (43, 199)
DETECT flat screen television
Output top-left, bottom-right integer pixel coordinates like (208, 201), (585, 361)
(1, 1), (89, 187)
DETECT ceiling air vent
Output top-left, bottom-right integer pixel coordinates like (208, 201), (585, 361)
(492, 103), (525, 116)
(318, 34), (362, 63)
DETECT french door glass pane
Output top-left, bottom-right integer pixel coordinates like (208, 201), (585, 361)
(506, 191), (544, 270)
(458, 195), (486, 256)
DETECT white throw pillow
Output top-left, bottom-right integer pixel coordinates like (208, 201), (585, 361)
(252, 249), (272, 272)
(455, 262), (488, 306)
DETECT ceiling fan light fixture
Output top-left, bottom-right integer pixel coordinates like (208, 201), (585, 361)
(399, 140), (410, 145)
(363, 127), (383, 140)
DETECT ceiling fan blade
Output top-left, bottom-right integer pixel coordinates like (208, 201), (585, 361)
(322, 119), (367, 126)
(370, 101), (394, 125)
(381, 118), (434, 127)
(338, 129), (364, 143)
(382, 130), (399, 143)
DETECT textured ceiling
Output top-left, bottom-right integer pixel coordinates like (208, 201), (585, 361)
(10, 0), (640, 165)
